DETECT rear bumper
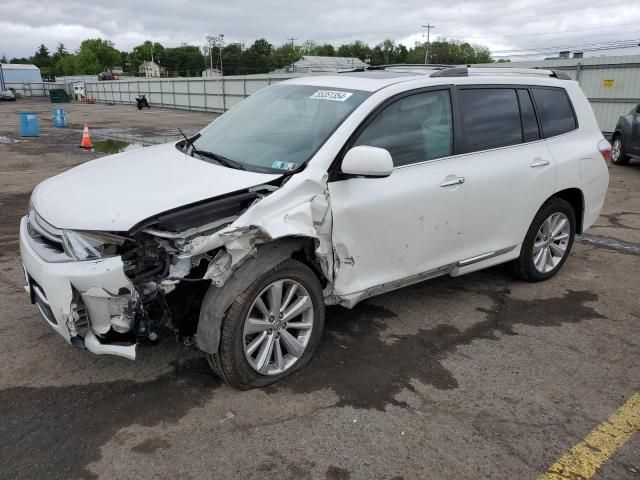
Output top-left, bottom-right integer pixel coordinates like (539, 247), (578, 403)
(19, 216), (138, 359)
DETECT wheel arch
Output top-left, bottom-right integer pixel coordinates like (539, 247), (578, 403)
(196, 236), (325, 354)
(549, 188), (584, 234)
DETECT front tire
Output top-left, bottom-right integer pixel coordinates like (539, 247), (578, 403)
(512, 198), (576, 282)
(207, 259), (325, 389)
(611, 135), (630, 165)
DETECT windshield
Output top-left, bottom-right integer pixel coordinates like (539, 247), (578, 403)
(192, 84), (369, 173)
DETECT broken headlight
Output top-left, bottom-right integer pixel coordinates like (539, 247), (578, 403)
(62, 230), (126, 261)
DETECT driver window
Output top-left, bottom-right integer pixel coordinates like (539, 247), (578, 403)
(353, 90), (453, 167)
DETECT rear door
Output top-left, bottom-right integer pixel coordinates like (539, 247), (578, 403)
(453, 86), (557, 262)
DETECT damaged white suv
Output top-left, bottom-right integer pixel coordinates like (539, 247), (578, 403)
(21, 66), (609, 388)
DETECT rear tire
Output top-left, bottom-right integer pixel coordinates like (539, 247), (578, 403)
(207, 259), (325, 389)
(611, 135), (630, 165)
(512, 198), (576, 282)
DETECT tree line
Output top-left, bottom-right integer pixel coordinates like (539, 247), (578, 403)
(4, 37), (497, 79)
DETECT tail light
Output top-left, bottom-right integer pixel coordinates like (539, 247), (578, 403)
(598, 139), (612, 162)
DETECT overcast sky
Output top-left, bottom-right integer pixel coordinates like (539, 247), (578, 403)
(2, 0), (640, 60)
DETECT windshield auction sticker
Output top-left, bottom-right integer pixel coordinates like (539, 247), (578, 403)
(272, 161), (298, 171)
(310, 90), (353, 102)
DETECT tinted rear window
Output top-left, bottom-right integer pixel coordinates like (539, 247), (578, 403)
(460, 88), (522, 151)
(531, 87), (577, 137)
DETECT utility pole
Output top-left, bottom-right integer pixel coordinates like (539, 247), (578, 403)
(287, 37), (297, 72)
(422, 24), (435, 64)
(206, 35), (215, 76)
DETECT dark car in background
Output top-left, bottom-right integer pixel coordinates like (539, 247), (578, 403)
(98, 72), (115, 81)
(612, 103), (640, 165)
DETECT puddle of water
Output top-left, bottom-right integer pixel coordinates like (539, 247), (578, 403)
(92, 139), (145, 154)
(88, 128), (186, 145)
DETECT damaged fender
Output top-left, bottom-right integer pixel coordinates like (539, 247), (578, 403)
(182, 174), (334, 290)
(196, 238), (309, 354)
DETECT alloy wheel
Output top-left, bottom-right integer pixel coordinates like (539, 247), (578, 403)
(243, 279), (314, 375)
(532, 212), (571, 273)
(611, 138), (621, 163)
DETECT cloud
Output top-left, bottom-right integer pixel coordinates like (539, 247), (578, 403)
(1, 0), (639, 60)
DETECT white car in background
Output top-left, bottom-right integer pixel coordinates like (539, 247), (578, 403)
(20, 65), (609, 388)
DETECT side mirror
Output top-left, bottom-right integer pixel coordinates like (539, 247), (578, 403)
(341, 146), (393, 178)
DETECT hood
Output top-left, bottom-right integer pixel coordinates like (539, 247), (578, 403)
(32, 143), (281, 231)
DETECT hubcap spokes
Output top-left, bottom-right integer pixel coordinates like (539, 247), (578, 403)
(533, 212), (571, 273)
(612, 139), (621, 161)
(243, 279), (314, 375)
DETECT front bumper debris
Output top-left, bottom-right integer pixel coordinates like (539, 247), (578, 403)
(19, 217), (138, 359)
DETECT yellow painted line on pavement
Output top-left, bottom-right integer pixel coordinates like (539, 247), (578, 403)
(538, 393), (640, 480)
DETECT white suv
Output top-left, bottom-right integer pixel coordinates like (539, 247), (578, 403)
(20, 66), (610, 388)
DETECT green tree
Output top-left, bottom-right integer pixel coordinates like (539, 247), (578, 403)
(55, 55), (77, 76)
(221, 43), (244, 75)
(163, 44), (205, 76)
(129, 41), (165, 74)
(238, 39), (273, 74)
(75, 49), (101, 74)
(271, 43), (301, 71)
(77, 39), (121, 71)
(336, 40), (371, 61)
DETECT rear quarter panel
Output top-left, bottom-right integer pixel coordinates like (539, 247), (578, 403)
(550, 83), (609, 231)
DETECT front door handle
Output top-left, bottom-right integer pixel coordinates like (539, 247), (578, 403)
(529, 159), (550, 168)
(440, 176), (465, 187)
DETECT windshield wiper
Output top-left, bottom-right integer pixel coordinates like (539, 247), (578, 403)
(195, 149), (245, 170)
(177, 127), (244, 170)
(177, 128), (200, 154)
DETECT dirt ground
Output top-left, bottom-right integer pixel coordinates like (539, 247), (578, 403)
(0, 98), (638, 480)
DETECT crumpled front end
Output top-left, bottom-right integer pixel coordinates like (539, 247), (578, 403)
(19, 217), (138, 359)
(21, 164), (337, 358)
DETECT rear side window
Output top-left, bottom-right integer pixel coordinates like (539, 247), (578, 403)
(531, 87), (577, 137)
(459, 88), (522, 152)
(517, 89), (541, 142)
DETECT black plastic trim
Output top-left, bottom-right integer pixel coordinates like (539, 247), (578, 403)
(128, 190), (260, 234)
(430, 67), (469, 77)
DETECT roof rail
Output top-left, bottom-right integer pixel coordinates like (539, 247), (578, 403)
(338, 64), (455, 74)
(430, 66), (572, 80)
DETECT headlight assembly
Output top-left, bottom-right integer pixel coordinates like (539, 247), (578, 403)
(62, 230), (126, 261)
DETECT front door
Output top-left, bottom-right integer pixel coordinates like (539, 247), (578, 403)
(328, 88), (468, 298)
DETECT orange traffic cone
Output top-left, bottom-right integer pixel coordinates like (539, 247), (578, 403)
(80, 122), (93, 149)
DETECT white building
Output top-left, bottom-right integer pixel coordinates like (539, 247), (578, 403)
(139, 61), (161, 78)
(0, 63), (42, 89)
(274, 56), (369, 74)
(202, 68), (223, 78)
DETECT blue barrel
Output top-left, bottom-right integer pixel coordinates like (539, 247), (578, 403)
(52, 108), (66, 128)
(19, 112), (39, 137)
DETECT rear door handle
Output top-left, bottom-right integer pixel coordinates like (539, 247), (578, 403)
(440, 176), (465, 187)
(529, 159), (550, 168)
